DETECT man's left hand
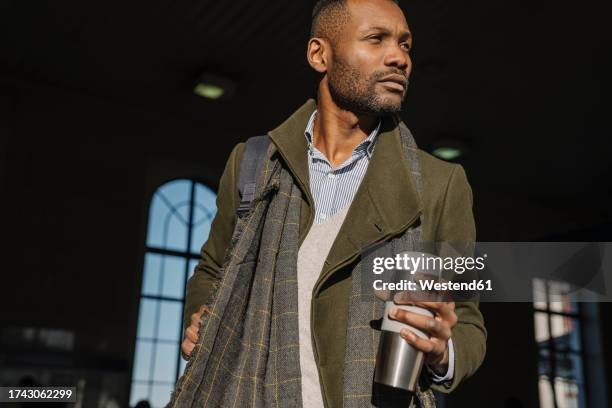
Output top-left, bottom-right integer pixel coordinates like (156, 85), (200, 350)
(388, 296), (457, 375)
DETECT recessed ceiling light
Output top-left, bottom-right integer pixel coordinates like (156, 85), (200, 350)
(432, 147), (462, 160)
(193, 83), (225, 99)
(193, 72), (236, 100)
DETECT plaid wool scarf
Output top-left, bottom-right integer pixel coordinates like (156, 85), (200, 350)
(167, 122), (436, 408)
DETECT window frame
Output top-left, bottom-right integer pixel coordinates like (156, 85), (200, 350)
(130, 179), (216, 407)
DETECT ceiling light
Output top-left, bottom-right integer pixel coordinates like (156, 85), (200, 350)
(432, 147), (462, 161)
(194, 83), (225, 99)
(193, 72), (236, 100)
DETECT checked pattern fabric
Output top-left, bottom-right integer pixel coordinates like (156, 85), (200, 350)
(167, 122), (436, 408)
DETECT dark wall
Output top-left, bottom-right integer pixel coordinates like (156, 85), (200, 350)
(447, 303), (540, 407)
(0, 77), (238, 404)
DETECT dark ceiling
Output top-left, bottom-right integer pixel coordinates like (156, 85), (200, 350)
(3, 0), (612, 240)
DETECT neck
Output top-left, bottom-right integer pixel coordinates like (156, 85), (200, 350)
(313, 84), (379, 168)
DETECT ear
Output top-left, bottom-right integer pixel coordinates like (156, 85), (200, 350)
(307, 37), (330, 74)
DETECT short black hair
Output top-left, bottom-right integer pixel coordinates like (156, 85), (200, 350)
(310, 0), (399, 42)
(310, 0), (350, 41)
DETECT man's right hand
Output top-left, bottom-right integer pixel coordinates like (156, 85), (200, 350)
(181, 305), (208, 360)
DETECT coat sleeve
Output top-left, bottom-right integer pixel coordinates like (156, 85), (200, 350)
(429, 164), (487, 394)
(183, 143), (245, 329)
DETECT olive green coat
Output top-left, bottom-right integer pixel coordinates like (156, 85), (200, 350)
(184, 99), (486, 407)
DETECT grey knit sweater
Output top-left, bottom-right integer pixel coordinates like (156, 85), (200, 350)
(297, 205), (350, 407)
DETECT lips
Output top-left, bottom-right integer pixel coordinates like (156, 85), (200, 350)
(378, 74), (407, 92)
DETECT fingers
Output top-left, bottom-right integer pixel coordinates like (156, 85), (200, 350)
(399, 329), (446, 357)
(413, 300), (455, 313)
(393, 289), (453, 304)
(414, 301), (457, 325)
(181, 325), (199, 360)
(183, 305), (208, 360)
(393, 291), (455, 310)
(190, 305), (209, 327)
(392, 295), (457, 325)
(394, 290), (439, 304)
(389, 308), (452, 339)
(185, 325), (199, 343)
(181, 338), (196, 360)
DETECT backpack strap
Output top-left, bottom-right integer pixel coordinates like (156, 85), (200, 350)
(236, 135), (271, 218)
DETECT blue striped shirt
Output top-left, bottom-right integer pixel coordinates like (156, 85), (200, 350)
(305, 110), (382, 224)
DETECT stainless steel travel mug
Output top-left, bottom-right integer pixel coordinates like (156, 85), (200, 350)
(374, 251), (442, 392)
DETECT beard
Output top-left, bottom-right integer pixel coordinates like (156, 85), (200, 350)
(327, 53), (409, 116)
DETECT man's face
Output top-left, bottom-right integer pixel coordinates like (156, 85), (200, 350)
(327, 0), (413, 115)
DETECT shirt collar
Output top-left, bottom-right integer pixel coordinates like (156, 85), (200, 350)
(304, 110), (382, 159)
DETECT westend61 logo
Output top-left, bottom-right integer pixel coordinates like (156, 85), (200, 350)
(372, 253), (488, 275)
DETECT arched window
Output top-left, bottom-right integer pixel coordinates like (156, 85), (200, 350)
(129, 179), (217, 408)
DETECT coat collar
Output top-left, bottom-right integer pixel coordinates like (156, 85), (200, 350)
(268, 99), (317, 206)
(268, 99), (423, 288)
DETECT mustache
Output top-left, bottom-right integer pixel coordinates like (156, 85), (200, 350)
(372, 69), (409, 82)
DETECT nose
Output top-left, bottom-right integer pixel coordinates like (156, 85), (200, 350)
(384, 44), (411, 75)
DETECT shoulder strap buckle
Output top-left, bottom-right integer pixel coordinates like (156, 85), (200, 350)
(236, 135), (271, 218)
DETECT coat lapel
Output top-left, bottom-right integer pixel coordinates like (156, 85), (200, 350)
(316, 115), (423, 293)
(267, 99), (423, 294)
(268, 99), (317, 208)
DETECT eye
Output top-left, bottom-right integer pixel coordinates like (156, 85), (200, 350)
(400, 42), (412, 52)
(368, 35), (383, 43)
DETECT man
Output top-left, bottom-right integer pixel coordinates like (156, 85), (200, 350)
(175, 0), (486, 407)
